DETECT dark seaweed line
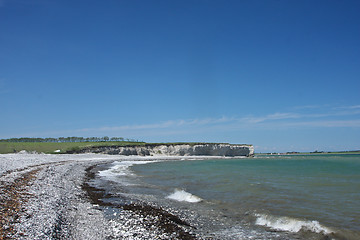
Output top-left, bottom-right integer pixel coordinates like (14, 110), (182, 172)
(0, 168), (41, 240)
(82, 165), (197, 240)
(0, 160), (75, 240)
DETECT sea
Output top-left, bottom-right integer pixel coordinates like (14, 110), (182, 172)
(95, 154), (360, 240)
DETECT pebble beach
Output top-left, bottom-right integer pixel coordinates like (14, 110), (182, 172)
(2, 152), (353, 240)
(0, 153), (202, 240)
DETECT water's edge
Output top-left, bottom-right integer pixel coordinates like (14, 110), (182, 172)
(82, 160), (303, 239)
(83, 157), (358, 240)
(82, 164), (197, 239)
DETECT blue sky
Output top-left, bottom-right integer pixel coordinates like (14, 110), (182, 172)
(1, 0), (359, 152)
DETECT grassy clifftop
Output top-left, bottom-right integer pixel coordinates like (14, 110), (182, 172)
(0, 141), (145, 154)
(0, 141), (252, 154)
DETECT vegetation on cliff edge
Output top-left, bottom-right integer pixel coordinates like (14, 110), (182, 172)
(0, 137), (251, 154)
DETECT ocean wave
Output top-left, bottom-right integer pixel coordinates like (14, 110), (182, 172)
(98, 160), (155, 185)
(255, 213), (334, 234)
(166, 189), (203, 203)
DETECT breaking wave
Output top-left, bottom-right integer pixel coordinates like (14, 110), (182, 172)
(98, 160), (155, 185)
(166, 189), (203, 203)
(255, 213), (334, 234)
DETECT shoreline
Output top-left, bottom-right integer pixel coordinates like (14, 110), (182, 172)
(1, 153), (343, 239)
(0, 153), (228, 239)
(82, 165), (197, 239)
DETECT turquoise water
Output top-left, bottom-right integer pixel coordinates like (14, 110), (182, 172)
(131, 154), (360, 239)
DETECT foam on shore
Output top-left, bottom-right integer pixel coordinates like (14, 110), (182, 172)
(98, 160), (157, 185)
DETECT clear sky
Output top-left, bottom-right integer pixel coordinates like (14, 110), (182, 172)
(1, 0), (359, 152)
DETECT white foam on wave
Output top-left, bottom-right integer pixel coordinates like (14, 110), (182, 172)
(255, 213), (334, 234)
(166, 189), (202, 203)
(98, 160), (155, 185)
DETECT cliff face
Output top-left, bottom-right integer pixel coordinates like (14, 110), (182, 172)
(79, 144), (254, 157)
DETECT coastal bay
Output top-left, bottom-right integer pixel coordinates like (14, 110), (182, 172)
(0, 153), (232, 239)
(1, 153), (359, 239)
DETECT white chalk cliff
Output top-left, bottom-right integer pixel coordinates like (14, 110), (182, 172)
(80, 144), (254, 157)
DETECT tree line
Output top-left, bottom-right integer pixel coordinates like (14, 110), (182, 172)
(0, 137), (140, 143)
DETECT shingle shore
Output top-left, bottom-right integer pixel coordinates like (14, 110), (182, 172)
(0, 153), (204, 239)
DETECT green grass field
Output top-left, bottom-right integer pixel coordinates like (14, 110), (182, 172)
(1, 141), (356, 155)
(0, 141), (250, 154)
(0, 141), (231, 154)
(0, 141), (146, 154)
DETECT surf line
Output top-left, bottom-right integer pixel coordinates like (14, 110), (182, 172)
(83, 164), (197, 239)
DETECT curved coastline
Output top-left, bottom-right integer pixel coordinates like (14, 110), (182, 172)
(1, 153), (353, 240)
(82, 164), (197, 239)
(0, 153), (232, 239)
